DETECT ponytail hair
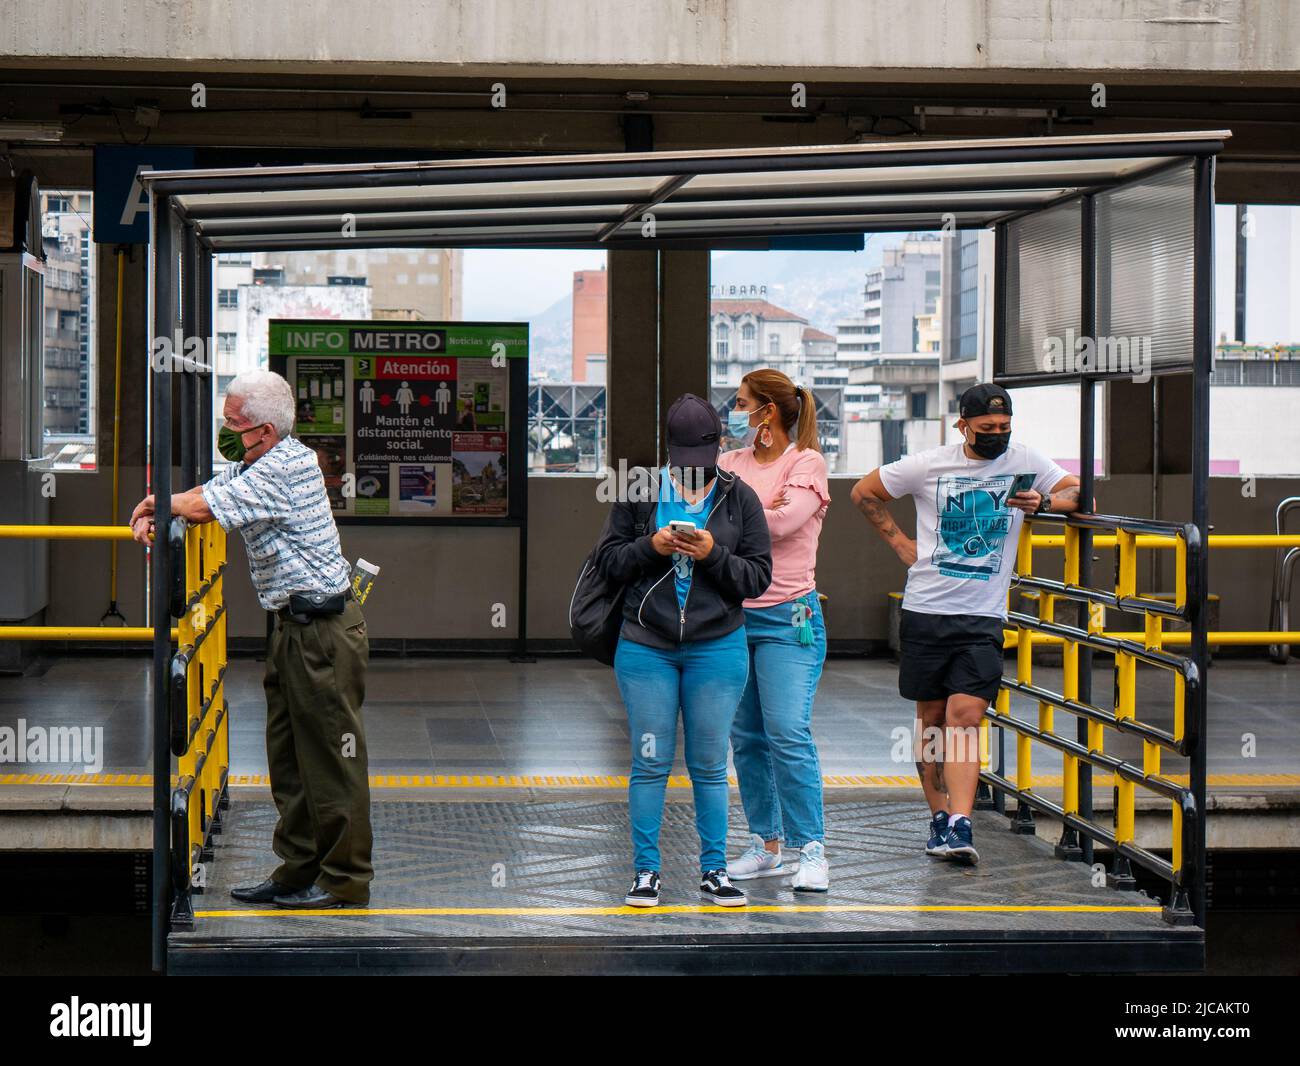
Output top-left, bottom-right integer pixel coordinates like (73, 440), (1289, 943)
(740, 368), (821, 453)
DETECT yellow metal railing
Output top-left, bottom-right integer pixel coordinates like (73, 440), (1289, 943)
(0, 521), (229, 929)
(0, 524), (177, 642)
(1019, 531), (1300, 647)
(984, 511), (1206, 922)
(167, 518), (229, 927)
(996, 520), (1300, 907)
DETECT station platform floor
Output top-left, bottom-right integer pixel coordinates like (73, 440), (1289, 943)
(168, 790), (1202, 975)
(6, 651), (1295, 973)
(1, 653), (1296, 784)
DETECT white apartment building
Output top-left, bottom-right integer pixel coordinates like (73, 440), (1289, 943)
(837, 237), (942, 360)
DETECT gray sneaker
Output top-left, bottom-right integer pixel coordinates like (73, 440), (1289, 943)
(791, 840), (830, 893)
(726, 833), (785, 880)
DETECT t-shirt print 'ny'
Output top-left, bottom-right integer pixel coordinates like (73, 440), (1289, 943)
(878, 441), (1071, 620)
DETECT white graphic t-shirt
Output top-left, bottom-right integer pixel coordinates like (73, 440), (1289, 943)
(879, 441), (1071, 620)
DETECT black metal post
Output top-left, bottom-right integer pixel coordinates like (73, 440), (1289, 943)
(150, 195), (176, 974)
(514, 515), (530, 661)
(1062, 193), (1097, 862)
(180, 226), (198, 491)
(197, 246), (214, 481)
(510, 359), (534, 663)
(1234, 204), (1247, 344)
(1186, 155), (1214, 926)
(986, 221), (1008, 816)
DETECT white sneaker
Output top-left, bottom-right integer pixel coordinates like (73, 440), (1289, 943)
(726, 833), (785, 880)
(791, 840), (829, 893)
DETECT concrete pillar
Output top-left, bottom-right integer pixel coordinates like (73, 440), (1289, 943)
(658, 249), (710, 452)
(606, 249), (659, 468)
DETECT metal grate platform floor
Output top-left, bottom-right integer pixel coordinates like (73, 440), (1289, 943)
(168, 792), (1204, 974)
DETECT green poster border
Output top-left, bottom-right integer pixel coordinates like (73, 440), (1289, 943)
(269, 319), (528, 527)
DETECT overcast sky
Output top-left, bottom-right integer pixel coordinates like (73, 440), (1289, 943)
(462, 249), (607, 320)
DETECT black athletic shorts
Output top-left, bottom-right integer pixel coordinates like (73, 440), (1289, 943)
(898, 609), (1006, 703)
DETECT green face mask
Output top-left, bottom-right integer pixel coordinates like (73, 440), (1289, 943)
(218, 424), (261, 463)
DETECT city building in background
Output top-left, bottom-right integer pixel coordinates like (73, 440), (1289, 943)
(214, 247), (460, 384)
(273, 249), (461, 322)
(213, 253), (373, 394)
(710, 298), (818, 386)
(938, 229), (996, 441)
(571, 267), (607, 384)
(1210, 203), (1300, 476)
(40, 191), (96, 469)
(836, 237), (941, 358)
(51, 213), (1299, 481)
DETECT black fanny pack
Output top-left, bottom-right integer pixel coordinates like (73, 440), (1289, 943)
(281, 589), (349, 623)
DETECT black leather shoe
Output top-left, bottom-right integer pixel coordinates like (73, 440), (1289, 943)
(272, 884), (364, 909)
(230, 877), (295, 903)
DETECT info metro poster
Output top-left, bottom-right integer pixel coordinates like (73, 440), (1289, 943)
(269, 320), (526, 518)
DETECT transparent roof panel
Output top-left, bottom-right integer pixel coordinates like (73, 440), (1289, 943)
(207, 221), (607, 247)
(650, 189), (1069, 217)
(196, 203), (632, 234)
(626, 211), (1000, 234)
(678, 156), (1172, 197)
(147, 132), (1228, 249)
(175, 176), (663, 214)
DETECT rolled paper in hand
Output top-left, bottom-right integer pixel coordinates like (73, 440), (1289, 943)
(350, 558), (380, 605)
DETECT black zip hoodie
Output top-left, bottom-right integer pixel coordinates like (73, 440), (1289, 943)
(594, 467), (772, 650)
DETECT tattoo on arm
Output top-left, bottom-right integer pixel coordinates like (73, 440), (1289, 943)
(857, 495), (902, 540)
(1055, 485), (1081, 510)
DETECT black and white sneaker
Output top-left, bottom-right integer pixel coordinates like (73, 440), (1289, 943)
(625, 869), (661, 907)
(700, 868), (747, 907)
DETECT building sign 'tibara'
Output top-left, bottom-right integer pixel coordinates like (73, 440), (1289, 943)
(709, 284), (769, 298)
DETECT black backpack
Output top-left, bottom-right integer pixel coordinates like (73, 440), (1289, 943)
(569, 500), (655, 666)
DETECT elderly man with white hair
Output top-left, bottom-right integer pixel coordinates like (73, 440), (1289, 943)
(130, 369), (373, 910)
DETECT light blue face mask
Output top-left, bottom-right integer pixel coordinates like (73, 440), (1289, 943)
(723, 409), (758, 452)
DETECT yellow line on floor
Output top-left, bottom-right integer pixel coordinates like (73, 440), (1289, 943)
(4, 772), (1299, 788)
(194, 902), (1164, 918)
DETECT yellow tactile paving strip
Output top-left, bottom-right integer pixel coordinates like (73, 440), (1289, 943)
(193, 902), (1165, 919)
(2, 772), (1298, 788)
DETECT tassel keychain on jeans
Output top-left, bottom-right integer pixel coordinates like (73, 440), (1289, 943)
(791, 596), (814, 646)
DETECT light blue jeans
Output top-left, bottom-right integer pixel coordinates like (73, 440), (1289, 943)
(613, 627), (750, 873)
(730, 593), (827, 848)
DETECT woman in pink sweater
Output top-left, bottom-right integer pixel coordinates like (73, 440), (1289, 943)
(717, 369), (831, 891)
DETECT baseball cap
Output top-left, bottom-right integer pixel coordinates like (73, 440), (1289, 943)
(960, 383), (1013, 418)
(666, 393), (722, 469)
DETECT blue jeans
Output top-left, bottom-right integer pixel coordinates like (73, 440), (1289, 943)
(731, 593), (827, 848)
(613, 627), (750, 873)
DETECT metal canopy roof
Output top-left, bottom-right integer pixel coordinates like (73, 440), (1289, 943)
(141, 130), (1229, 252)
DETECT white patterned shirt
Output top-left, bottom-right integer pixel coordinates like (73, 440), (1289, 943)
(201, 436), (350, 611)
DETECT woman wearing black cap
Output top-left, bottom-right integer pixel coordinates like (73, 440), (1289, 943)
(595, 393), (773, 908)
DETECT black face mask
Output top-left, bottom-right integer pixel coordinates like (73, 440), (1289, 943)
(676, 465), (717, 491)
(970, 430), (1010, 459)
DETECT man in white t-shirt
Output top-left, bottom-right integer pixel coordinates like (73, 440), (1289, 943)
(850, 383), (1081, 865)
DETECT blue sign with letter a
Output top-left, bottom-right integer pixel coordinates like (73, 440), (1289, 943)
(93, 146), (196, 244)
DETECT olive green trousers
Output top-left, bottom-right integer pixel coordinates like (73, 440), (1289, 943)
(263, 597), (374, 903)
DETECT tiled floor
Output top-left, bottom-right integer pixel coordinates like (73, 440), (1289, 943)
(0, 653), (1296, 781)
(180, 795), (1189, 937)
(167, 793), (1203, 975)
